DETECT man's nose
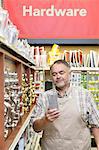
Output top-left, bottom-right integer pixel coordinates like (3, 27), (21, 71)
(56, 73), (61, 78)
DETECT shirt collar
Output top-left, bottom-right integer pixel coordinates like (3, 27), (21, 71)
(53, 85), (72, 98)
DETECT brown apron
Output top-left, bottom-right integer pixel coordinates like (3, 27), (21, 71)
(41, 91), (91, 150)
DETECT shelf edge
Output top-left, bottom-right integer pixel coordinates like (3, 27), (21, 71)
(8, 106), (36, 150)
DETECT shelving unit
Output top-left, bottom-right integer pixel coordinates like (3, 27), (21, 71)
(0, 38), (37, 150)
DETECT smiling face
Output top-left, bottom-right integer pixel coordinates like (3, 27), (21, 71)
(50, 63), (71, 89)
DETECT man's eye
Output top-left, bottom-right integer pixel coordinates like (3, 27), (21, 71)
(59, 71), (65, 75)
(52, 71), (65, 76)
(52, 73), (57, 76)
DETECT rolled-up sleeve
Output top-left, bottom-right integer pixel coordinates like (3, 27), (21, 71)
(31, 92), (48, 122)
(86, 91), (99, 128)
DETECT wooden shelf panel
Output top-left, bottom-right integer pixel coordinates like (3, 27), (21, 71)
(0, 53), (5, 150)
(5, 105), (35, 150)
(0, 47), (35, 69)
(0, 39), (35, 67)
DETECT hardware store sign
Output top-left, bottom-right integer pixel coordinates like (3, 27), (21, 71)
(4, 0), (99, 39)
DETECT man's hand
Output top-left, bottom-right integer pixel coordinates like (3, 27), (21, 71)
(97, 146), (99, 150)
(45, 108), (60, 122)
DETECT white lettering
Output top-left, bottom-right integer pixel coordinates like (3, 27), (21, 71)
(73, 9), (80, 16)
(55, 8), (66, 16)
(22, 5), (87, 17)
(41, 9), (46, 16)
(23, 5), (32, 16)
(79, 9), (87, 16)
(46, 5), (54, 16)
(66, 9), (74, 16)
(33, 9), (40, 16)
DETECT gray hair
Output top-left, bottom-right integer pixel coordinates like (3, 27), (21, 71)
(50, 59), (70, 71)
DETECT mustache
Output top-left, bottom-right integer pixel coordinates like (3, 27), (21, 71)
(56, 79), (64, 82)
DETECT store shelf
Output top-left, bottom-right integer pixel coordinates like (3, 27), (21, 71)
(6, 105), (35, 150)
(34, 66), (50, 71)
(0, 38), (35, 67)
(71, 67), (99, 71)
(34, 66), (99, 71)
(0, 39), (38, 150)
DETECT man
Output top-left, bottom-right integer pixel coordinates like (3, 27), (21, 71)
(33, 59), (99, 150)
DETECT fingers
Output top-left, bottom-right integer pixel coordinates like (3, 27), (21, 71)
(45, 108), (60, 122)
